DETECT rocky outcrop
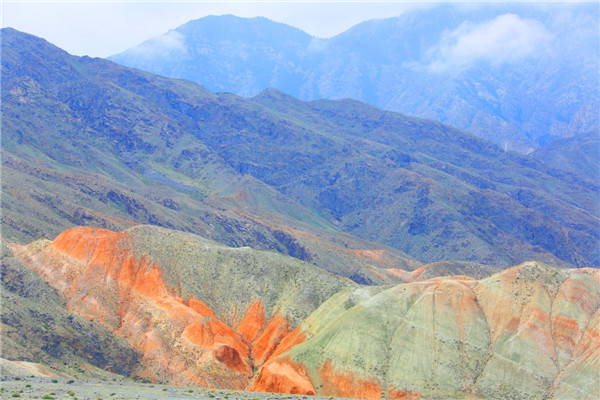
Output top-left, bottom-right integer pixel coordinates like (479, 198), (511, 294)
(236, 299), (266, 344)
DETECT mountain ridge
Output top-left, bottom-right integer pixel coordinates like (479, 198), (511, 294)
(110, 3), (599, 152)
(1, 25), (599, 400)
(2, 27), (599, 271)
(252, 261), (600, 399)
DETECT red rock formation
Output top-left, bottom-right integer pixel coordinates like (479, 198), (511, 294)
(236, 299), (266, 344)
(318, 360), (383, 399)
(249, 356), (316, 395)
(10, 227), (264, 387)
(268, 326), (306, 361)
(388, 388), (422, 400)
(10, 226), (320, 392)
(251, 311), (291, 367)
(188, 297), (217, 318)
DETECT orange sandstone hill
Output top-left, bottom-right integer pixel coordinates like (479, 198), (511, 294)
(8, 225), (600, 399)
(8, 225), (352, 387)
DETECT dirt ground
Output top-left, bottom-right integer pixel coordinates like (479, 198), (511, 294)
(0, 375), (346, 400)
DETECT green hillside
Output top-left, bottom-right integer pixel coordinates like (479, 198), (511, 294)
(258, 262), (600, 399)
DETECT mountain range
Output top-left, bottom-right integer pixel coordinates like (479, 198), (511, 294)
(1, 25), (599, 400)
(109, 3), (599, 153)
(2, 27), (599, 275)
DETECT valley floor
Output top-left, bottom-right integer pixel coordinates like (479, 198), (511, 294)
(0, 376), (346, 400)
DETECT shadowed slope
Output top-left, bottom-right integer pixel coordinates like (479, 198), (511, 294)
(2, 28), (598, 270)
(0, 245), (141, 379)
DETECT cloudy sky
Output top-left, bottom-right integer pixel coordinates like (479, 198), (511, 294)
(2, 1), (434, 57)
(3, 1), (594, 59)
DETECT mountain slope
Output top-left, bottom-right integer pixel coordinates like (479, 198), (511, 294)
(110, 3), (599, 152)
(531, 130), (600, 184)
(11, 227), (599, 398)
(108, 15), (312, 98)
(2, 28), (598, 270)
(252, 262), (600, 399)
(1, 245), (141, 379)
(8, 225), (354, 387)
(1, 29), (420, 285)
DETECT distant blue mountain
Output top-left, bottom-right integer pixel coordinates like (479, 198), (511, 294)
(110, 4), (599, 152)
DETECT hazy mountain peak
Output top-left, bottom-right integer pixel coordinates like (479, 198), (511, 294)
(251, 87), (303, 105)
(110, 3), (599, 152)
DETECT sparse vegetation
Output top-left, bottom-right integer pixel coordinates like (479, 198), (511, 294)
(0, 24), (598, 400)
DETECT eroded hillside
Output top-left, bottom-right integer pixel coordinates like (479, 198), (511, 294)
(8, 226), (599, 399)
(8, 225), (352, 387)
(253, 262), (600, 399)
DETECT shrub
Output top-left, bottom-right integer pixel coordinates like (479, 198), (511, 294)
(41, 396), (54, 400)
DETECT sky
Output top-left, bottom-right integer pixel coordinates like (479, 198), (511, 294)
(2, 1), (434, 57)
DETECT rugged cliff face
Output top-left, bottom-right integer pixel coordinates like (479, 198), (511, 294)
(10, 226), (599, 399)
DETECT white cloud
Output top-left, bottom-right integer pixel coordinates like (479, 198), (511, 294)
(307, 37), (329, 53)
(427, 14), (553, 72)
(129, 30), (187, 58)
